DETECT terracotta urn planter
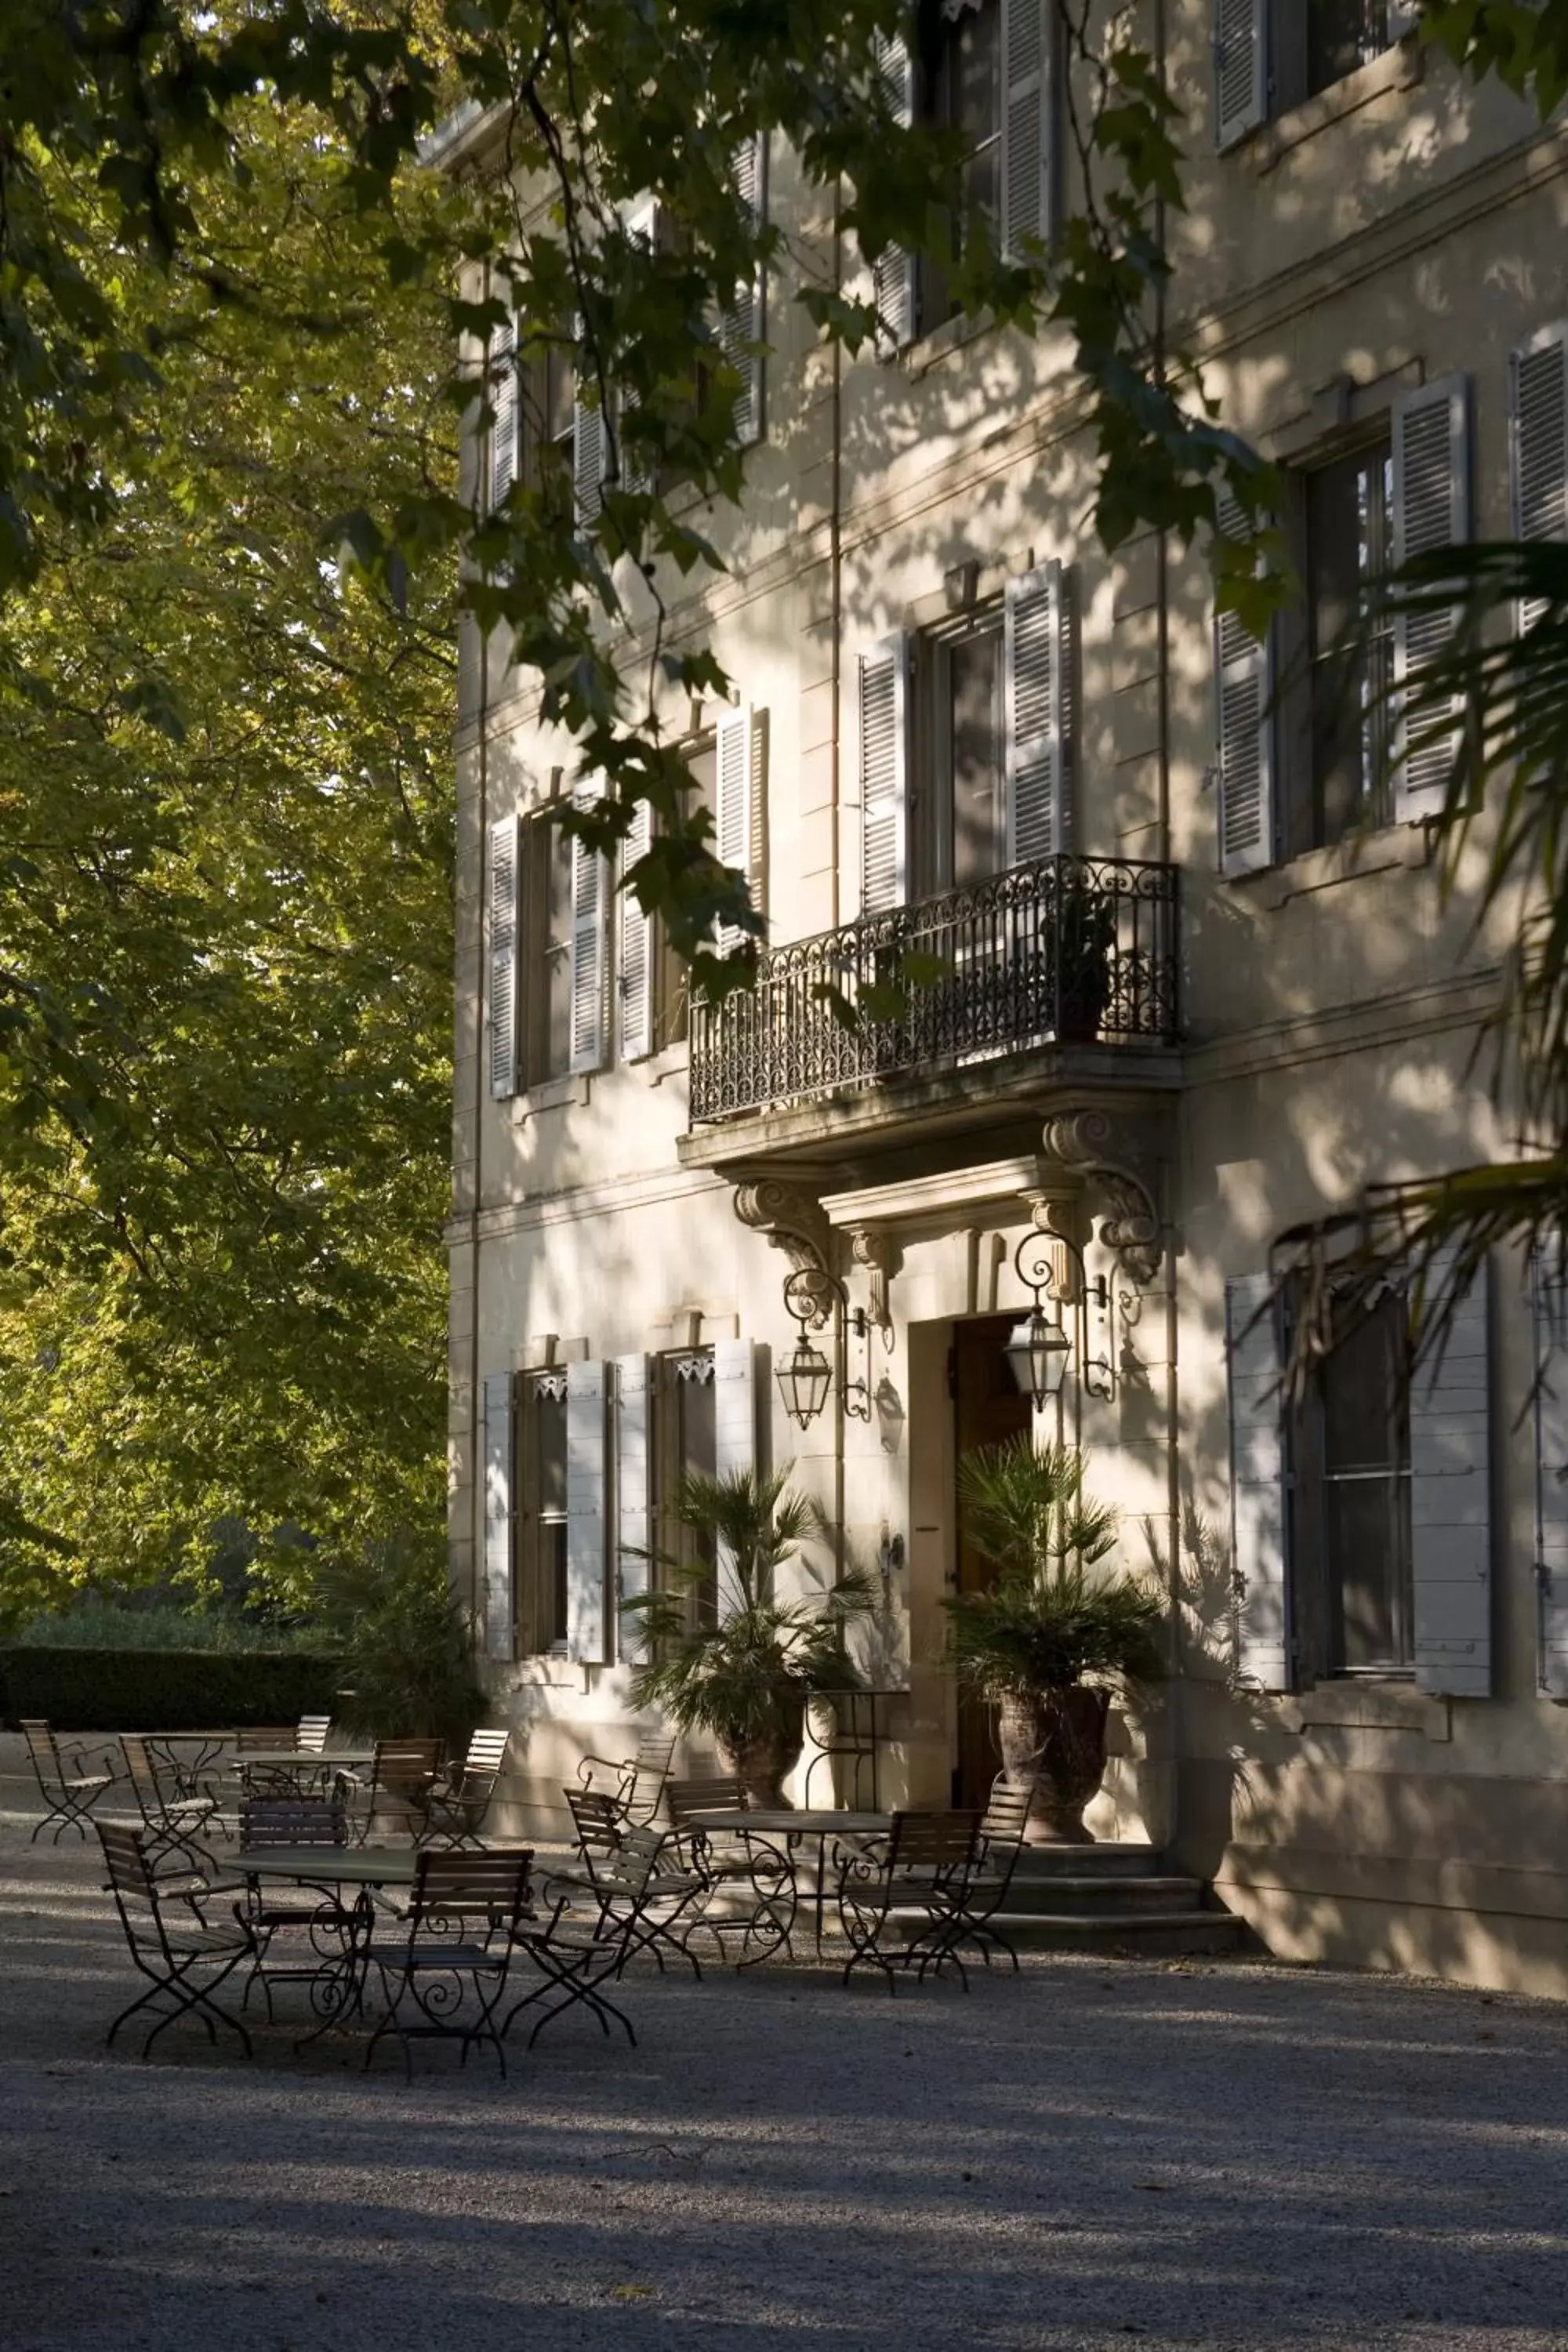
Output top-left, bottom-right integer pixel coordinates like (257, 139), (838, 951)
(997, 1685), (1111, 1842)
(718, 1706), (804, 1809)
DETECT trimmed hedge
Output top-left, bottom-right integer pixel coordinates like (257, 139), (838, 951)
(0, 1646), (346, 1732)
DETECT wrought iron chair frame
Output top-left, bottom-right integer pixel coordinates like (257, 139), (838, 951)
(552, 1792), (706, 1979)
(346, 1736), (444, 1844)
(96, 1822), (255, 2060)
(576, 1731), (676, 1829)
(420, 1727), (510, 1849)
(946, 1784), (1033, 1973)
(361, 1848), (534, 2079)
(120, 1733), (223, 1873)
(234, 1793), (359, 2023)
(836, 1810), (982, 1994)
(20, 1719), (116, 1844)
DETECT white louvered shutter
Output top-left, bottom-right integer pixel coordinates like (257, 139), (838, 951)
(1000, 0), (1052, 259)
(720, 136), (768, 447)
(568, 794), (605, 1074)
(615, 1353), (653, 1664)
(1214, 0), (1267, 150)
(1214, 496), (1275, 877)
(573, 315), (605, 528)
(1410, 1253), (1492, 1698)
(1005, 559), (1068, 866)
(713, 1338), (764, 1618)
(858, 636), (909, 914)
(1512, 323), (1568, 636)
(873, 31), (917, 353)
(481, 1372), (516, 1663)
(1226, 1274), (1291, 1691)
(619, 201), (659, 497)
(1392, 375), (1471, 824)
(618, 798), (653, 1062)
(488, 814), (521, 1098)
(489, 309), (518, 508)
(715, 703), (754, 953)
(565, 1360), (608, 1664)
(1532, 1250), (1568, 1698)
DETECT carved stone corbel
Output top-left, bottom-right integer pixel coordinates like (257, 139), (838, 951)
(733, 1177), (838, 1328)
(845, 1226), (902, 1330)
(1040, 1105), (1167, 1289)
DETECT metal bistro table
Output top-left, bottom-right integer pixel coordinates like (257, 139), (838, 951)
(237, 1845), (418, 2040)
(235, 1748), (376, 1796)
(684, 1808), (891, 1961)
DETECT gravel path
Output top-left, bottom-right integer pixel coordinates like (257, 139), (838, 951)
(2, 1795), (1566, 2352)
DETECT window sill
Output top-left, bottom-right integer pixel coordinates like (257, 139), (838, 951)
(1230, 821), (1432, 910)
(630, 1038), (690, 1084)
(511, 1071), (592, 1121)
(1249, 38), (1425, 177)
(1282, 1679), (1451, 1742)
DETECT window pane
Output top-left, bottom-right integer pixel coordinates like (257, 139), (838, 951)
(1307, 441), (1393, 844)
(949, 628), (1004, 884)
(681, 1372), (716, 1483)
(1321, 1290), (1402, 1473)
(1327, 1474), (1407, 1668)
(535, 1388), (567, 1515)
(543, 345), (574, 447)
(546, 1522), (568, 1650)
(1308, 2), (1388, 96)
(1320, 1287), (1413, 1671)
(545, 821), (574, 1078)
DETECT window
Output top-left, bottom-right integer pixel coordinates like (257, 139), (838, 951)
(1288, 1284), (1413, 1675)
(517, 1372), (570, 1655)
(1307, 0), (1393, 96)
(916, 0), (1002, 332)
(913, 609), (1007, 896)
(488, 807), (604, 1099)
(656, 1349), (718, 1622)
(1214, 2), (1411, 148)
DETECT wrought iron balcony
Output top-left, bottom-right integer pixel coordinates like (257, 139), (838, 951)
(689, 853), (1180, 1127)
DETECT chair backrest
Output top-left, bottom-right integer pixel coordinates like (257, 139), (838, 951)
(372, 1737), (444, 1791)
(979, 1784), (1033, 1849)
(409, 1847), (532, 1934)
(666, 1773), (746, 1826)
(119, 1734), (164, 1812)
(96, 1820), (162, 1928)
(235, 1725), (297, 1753)
(239, 1794), (347, 1851)
(462, 1726), (510, 1783)
(889, 1809), (981, 1872)
(20, 1719), (62, 1786)
(296, 1715), (332, 1754)
(633, 1733), (676, 1798)
(567, 1787), (625, 1862)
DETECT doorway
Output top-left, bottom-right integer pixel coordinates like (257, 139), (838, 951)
(952, 1313), (1033, 1807)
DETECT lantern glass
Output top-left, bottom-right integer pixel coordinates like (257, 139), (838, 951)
(1004, 1308), (1070, 1408)
(776, 1334), (833, 1429)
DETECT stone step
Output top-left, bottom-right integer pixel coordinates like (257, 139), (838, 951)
(1011, 1842), (1163, 1878)
(987, 1873), (1207, 1918)
(945, 1907), (1250, 1958)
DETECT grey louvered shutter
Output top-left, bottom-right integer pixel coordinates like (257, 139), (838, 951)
(615, 1353), (653, 1663)
(490, 309), (518, 507)
(1410, 1252), (1492, 1698)
(1532, 1250), (1568, 1697)
(715, 703), (754, 952)
(1001, 0), (1053, 258)
(720, 136), (767, 447)
(1214, 497), (1275, 877)
(565, 1359), (608, 1663)
(1005, 559), (1068, 865)
(1226, 1273), (1291, 1690)
(713, 1338), (764, 1619)
(858, 636), (909, 913)
(618, 201), (658, 498)
(568, 793), (605, 1075)
(482, 1372), (516, 1663)
(573, 317), (605, 528)
(488, 814), (521, 1098)
(1512, 323), (1568, 636)
(618, 797), (652, 1062)
(873, 31), (917, 352)
(1392, 375), (1471, 823)
(1214, 0), (1267, 149)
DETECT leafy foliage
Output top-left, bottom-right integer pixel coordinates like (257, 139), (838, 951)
(943, 1440), (1166, 1697)
(622, 1466), (875, 1751)
(309, 1529), (486, 1746)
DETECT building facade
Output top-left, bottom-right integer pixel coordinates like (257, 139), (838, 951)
(445, 5), (1568, 1992)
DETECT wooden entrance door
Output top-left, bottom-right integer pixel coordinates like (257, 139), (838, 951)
(952, 1314), (1033, 1807)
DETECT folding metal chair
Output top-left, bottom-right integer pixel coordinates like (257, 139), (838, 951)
(949, 1784), (1033, 1972)
(96, 1822), (254, 2059)
(20, 1719), (116, 1844)
(665, 1774), (795, 1967)
(836, 1810), (982, 1993)
(362, 1849), (534, 2079)
(420, 1727), (510, 1849)
(349, 1737), (443, 1842)
(296, 1715), (332, 1754)
(576, 1731), (676, 1828)
(235, 1793), (357, 2020)
(120, 1733), (223, 1872)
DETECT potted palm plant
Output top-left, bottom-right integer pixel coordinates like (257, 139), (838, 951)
(943, 1439), (1164, 1842)
(621, 1465), (875, 1807)
(1052, 878), (1117, 1043)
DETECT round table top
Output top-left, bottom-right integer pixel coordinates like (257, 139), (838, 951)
(234, 1749), (376, 1769)
(685, 1809), (891, 1837)
(238, 1845), (419, 1885)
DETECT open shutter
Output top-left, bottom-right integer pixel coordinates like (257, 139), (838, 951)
(713, 1338), (764, 1619)
(569, 794), (605, 1074)
(1227, 1274), (1291, 1691)
(615, 1353), (653, 1664)
(1001, 0), (1052, 258)
(858, 636), (909, 914)
(565, 1359), (608, 1664)
(618, 201), (659, 497)
(1392, 375), (1471, 823)
(1005, 559), (1067, 865)
(1512, 322), (1568, 636)
(1410, 1252), (1492, 1698)
(715, 703), (754, 952)
(573, 315), (605, 528)
(481, 1372), (516, 1663)
(488, 814), (521, 1098)
(618, 799), (653, 1061)
(1533, 1250), (1568, 1697)
(1214, 497), (1275, 877)
(720, 136), (767, 447)
(873, 31), (917, 353)
(489, 309), (518, 508)
(1214, 0), (1267, 150)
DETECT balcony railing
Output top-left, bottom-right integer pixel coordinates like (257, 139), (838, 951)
(689, 853), (1180, 1126)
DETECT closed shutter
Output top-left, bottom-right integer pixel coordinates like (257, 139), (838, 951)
(1532, 1250), (1568, 1698)
(481, 1372), (516, 1663)
(713, 1338), (764, 1618)
(573, 315), (605, 528)
(1392, 375), (1471, 823)
(1410, 1251), (1492, 1698)
(1226, 1273), (1292, 1691)
(715, 703), (754, 953)
(488, 814), (521, 1098)
(565, 1359), (608, 1664)
(1512, 322), (1568, 636)
(1214, 0), (1267, 151)
(1005, 559), (1068, 865)
(615, 1353), (653, 1664)
(568, 793), (605, 1074)
(720, 136), (768, 447)
(1214, 495), (1275, 877)
(618, 797), (653, 1062)
(858, 636), (909, 913)
(1000, 0), (1053, 259)
(489, 308), (518, 507)
(873, 31), (917, 352)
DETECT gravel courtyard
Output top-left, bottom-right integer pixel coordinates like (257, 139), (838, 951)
(3, 1793), (1567, 2352)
